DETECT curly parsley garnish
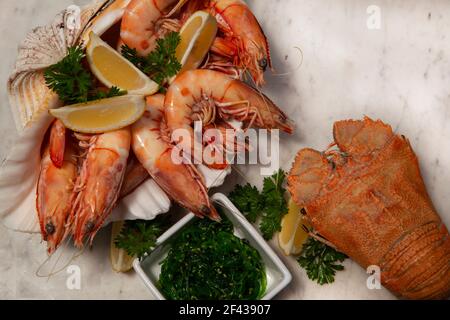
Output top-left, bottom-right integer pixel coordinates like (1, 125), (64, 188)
(44, 46), (126, 104)
(114, 218), (168, 259)
(44, 46), (92, 104)
(90, 86), (127, 101)
(298, 238), (347, 285)
(259, 170), (289, 240)
(121, 32), (182, 90)
(229, 169), (288, 240)
(229, 184), (262, 223)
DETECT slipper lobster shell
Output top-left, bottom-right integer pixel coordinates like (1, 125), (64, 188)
(288, 117), (450, 299)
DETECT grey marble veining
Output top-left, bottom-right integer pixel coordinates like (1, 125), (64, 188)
(1, 0), (450, 299)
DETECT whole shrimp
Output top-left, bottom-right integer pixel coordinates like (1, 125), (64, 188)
(164, 69), (293, 160)
(49, 119), (66, 168)
(69, 129), (131, 247)
(132, 94), (219, 220)
(183, 0), (271, 85)
(36, 121), (77, 254)
(120, 0), (271, 85)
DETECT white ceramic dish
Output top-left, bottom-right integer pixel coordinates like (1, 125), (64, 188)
(133, 193), (292, 300)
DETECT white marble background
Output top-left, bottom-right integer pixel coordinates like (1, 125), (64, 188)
(1, 0), (450, 299)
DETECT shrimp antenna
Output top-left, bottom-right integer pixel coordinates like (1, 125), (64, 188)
(46, 240), (68, 281)
(165, 0), (190, 18)
(35, 234), (85, 279)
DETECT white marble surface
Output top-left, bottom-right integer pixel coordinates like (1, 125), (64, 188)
(1, 0), (450, 300)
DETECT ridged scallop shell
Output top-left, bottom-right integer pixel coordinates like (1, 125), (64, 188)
(7, 0), (128, 131)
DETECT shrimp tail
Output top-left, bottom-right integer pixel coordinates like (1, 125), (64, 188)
(49, 119), (66, 169)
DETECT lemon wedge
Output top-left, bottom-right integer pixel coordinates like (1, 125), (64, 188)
(110, 221), (135, 273)
(86, 32), (158, 95)
(278, 198), (311, 256)
(176, 11), (218, 73)
(291, 217), (311, 255)
(49, 95), (146, 134)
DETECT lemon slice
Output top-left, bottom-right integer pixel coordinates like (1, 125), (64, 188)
(110, 221), (135, 273)
(176, 11), (218, 73)
(278, 198), (310, 256)
(291, 217), (311, 255)
(86, 32), (158, 95)
(49, 95), (146, 133)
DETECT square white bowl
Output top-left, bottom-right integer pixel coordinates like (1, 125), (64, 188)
(133, 193), (292, 300)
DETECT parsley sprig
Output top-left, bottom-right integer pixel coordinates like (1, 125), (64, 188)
(121, 32), (182, 90)
(44, 46), (92, 104)
(44, 46), (126, 104)
(228, 184), (262, 223)
(114, 218), (168, 259)
(260, 170), (289, 239)
(229, 169), (288, 240)
(298, 238), (347, 285)
(90, 86), (126, 101)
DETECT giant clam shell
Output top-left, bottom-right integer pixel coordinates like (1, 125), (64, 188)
(0, 0), (231, 233)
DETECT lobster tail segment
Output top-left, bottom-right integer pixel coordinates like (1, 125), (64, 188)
(381, 221), (450, 300)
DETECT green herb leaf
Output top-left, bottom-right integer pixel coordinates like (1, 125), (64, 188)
(228, 170), (288, 240)
(114, 218), (167, 259)
(121, 45), (148, 71)
(44, 46), (92, 104)
(90, 86), (127, 101)
(298, 237), (347, 285)
(45, 46), (127, 104)
(121, 32), (182, 90)
(229, 184), (263, 223)
(259, 170), (288, 240)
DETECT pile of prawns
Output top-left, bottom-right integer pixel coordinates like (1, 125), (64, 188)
(37, 0), (294, 254)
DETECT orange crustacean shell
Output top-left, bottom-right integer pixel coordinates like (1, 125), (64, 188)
(287, 117), (450, 299)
